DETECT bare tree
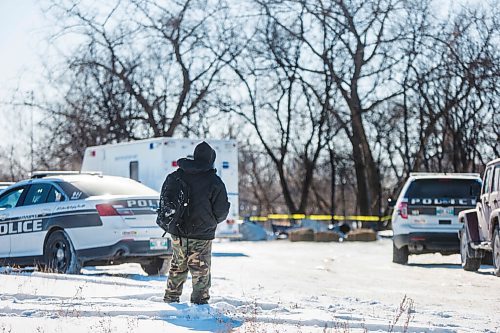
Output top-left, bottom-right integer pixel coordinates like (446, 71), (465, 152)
(36, 0), (238, 165)
(394, 2), (499, 174)
(225, 10), (330, 214)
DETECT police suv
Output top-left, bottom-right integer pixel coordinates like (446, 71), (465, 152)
(391, 173), (482, 264)
(0, 172), (172, 275)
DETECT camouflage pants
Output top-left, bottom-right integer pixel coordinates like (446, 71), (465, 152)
(164, 235), (212, 304)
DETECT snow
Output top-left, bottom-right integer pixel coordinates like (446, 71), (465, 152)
(0, 239), (499, 332)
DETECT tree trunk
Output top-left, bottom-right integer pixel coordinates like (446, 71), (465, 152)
(349, 107), (381, 216)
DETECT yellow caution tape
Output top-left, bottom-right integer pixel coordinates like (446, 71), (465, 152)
(309, 215), (332, 221)
(245, 214), (392, 222)
(249, 216), (269, 222)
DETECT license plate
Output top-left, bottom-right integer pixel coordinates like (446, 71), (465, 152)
(149, 237), (170, 250)
(436, 207), (454, 216)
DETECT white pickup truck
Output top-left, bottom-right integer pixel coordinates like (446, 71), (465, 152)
(458, 158), (500, 276)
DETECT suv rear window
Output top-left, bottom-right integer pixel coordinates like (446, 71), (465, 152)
(405, 179), (481, 206)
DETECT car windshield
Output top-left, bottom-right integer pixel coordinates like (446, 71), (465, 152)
(406, 179), (481, 201)
(58, 178), (157, 198)
(0, 187), (25, 209)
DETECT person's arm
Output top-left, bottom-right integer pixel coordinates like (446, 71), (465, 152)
(211, 180), (230, 223)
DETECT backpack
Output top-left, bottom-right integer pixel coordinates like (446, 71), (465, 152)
(156, 170), (191, 236)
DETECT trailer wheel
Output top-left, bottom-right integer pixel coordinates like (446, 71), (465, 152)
(460, 229), (481, 272)
(392, 243), (408, 265)
(141, 256), (172, 276)
(493, 227), (500, 277)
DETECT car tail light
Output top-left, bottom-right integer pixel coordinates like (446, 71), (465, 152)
(96, 204), (134, 216)
(96, 204), (118, 216)
(398, 202), (408, 219)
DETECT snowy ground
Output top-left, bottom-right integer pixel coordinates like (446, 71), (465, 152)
(0, 238), (499, 332)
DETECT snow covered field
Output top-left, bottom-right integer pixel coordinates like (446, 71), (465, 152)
(0, 238), (499, 332)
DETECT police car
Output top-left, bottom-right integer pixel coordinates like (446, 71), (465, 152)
(0, 172), (172, 275)
(391, 173), (482, 264)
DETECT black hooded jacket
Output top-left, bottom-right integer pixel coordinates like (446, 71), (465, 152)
(161, 141), (230, 240)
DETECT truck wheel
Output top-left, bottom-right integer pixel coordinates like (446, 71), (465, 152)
(392, 243), (408, 264)
(141, 256), (172, 276)
(44, 230), (81, 274)
(493, 228), (500, 277)
(460, 229), (481, 272)
(482, 251), (493, 266)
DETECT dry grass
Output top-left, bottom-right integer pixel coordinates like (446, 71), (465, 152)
(230, 295), (416, 333)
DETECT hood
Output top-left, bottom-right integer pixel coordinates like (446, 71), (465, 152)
(177, 141), (216, 174)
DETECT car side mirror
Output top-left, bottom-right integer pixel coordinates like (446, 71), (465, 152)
(387, 198), (396, 208)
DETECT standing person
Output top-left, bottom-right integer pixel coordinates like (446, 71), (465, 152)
(159, 141), (230, 305)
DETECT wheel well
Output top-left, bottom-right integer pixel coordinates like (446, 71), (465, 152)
(43, 227), (64, 254)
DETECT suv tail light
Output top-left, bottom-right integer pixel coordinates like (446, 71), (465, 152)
(96, 204), (134, 216)
(398, 202), (408, 219)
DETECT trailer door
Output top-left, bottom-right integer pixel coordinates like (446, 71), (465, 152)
(130, 161), (139, 181)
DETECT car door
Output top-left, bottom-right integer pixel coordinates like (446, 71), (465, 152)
(491, 165), (500, 210)
(0, 186), (28, 258)
(479, 167), (493, 240)
(10, 183), (55, 258)
(489, 165), (500, 237)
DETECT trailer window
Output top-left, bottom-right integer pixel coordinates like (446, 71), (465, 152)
(130, 161), (139, 181)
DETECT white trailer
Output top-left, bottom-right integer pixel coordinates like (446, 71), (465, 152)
(81, 138), (240, 238)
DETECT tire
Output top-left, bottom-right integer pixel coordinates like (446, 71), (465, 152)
(392, 242), (408, 264)
(482, 251), (493, 266)
(493, 227), (500, 277)
(460, 229), (481, 272)
(141, 256), (172, 276)
(44, 230), (81, 274)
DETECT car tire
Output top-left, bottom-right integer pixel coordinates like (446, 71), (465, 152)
(141, 256), (172, 276)
(493, 227), (500, 277)
(460, 229), (481, 272)
(44, 230), (81, 274)
(392, 242), (408, 264)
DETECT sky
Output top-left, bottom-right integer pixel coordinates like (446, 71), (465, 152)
(0, 1), (46, 93)
(0, 0), (485, 164)
(0, 0), (480, 100)
(0, 0), (46, 147)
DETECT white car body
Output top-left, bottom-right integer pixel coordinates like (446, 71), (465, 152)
(81, 138), (240, 238)
(0, 174), (171, 273)
(392, 173), (482, 262)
